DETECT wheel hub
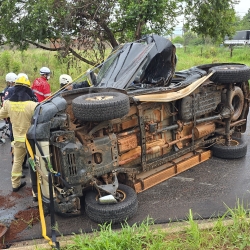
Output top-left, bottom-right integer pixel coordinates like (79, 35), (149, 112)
(114, 190), (126, 202)
(96, 189), (126, 204)
(217, 139), (239, 147)
(86, 95), (114, 101)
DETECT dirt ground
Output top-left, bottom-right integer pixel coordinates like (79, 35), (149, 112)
(0, 187), (40, 249)
(0, 125), (41, 249)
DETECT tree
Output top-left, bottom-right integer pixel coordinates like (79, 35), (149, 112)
(0, 0), (241, 66)
(0, 0), (120, 66)
(182, 31), (202, 45)
(184, 0), (239, 42)
(241, 9), (250, 30)
(232, 15), (246, 32)
(220, 9), (250, 38)
(0, 0), (182, 66)
(112, 0), (181, 41)
(172, 36), (184, 44)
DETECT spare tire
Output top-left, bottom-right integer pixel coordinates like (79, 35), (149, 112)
(208, 65), (250, 84)
(211, 137), (247, 159)
(72, 92), (130, 122)
(85, 184), (138, 224)
(231, 86), (244, 121)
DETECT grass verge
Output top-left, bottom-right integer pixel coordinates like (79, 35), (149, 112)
(33, 199), (250, 250)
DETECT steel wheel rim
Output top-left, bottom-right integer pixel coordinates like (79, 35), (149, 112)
(95, 189), (126, 203)
(217, 139), (239, 147)
(86, 95), (114, 101)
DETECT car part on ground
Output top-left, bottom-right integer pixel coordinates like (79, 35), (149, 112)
(26, 34), (250, 224)
(211, 137), (247, 159)
(85, 184), (138, 224)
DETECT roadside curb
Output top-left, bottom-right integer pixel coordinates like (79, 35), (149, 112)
(9, 218), (236, 249)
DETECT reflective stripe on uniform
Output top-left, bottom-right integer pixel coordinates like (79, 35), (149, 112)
(44, 93), (51, 97)
(33, 89), (45, 96)
(14, 136), (26, 142)
(12, 172), (23, 177)
(10, 102), (28, 112)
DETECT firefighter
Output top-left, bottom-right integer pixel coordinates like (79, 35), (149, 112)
(3, 73), (17, 169)
(0, 75), (38, 192)
(59, 74), (90, 90)
(32, 67), (51, 102)
(5, 73), (37, 172)
(2, 72), (18, 104)
(5, 73), (31, 102)
(2, 73), (17, 141)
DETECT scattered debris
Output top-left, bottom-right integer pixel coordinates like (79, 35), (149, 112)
(0, 223), (8, 238)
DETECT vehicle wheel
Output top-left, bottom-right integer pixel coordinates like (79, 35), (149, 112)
(211, 137), (247, 159)
(208, 64), (250, 84)
(85, 184), (138, 224)
(231, 86), (244, 121)
(72, 92), (130, 122)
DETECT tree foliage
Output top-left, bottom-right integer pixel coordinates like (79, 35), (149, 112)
(182, 31), (199, 45)
(223, 9), (250, 37)
(112, 0), (181, 41)
(0, 0), (182, 65)
(172, 36), (184, 44)
(0, 0), (242, 65)
(184, 0), (239, 43)
(241, 9), (250, 30)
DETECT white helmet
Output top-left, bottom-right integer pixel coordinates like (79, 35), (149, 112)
(5, 72), (17, 82)
(59, 74), (72, 87)
(40, 67), (51, 75)
(17, 73), (29, 79)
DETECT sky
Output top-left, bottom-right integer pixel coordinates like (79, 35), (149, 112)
(173, 0), (250, 35)
(235, 0), (250, 16)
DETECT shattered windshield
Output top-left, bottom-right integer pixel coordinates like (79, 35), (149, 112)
(96, 42), (155, 89)
(94, 34), (176, 89)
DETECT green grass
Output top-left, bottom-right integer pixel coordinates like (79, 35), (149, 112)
(64, 218), (167, 250)
(1, 45), (250, 93)
(175, 45), (250, 71)
(0, 49), (91, 93)
(35, 200), (250, 249)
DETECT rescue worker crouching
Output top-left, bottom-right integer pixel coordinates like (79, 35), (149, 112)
(59, 74), (90, 90)
(0, 75), (38, 192)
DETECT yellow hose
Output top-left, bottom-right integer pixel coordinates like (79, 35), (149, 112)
(25, 137), (34, 160)
(25, 137), (54, 247)
(37, 171), (54, 246)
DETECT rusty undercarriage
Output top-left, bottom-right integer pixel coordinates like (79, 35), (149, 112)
(27, 34), (250, 224)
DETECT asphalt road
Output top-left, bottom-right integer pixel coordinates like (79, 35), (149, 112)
(0, 117), (250, 244)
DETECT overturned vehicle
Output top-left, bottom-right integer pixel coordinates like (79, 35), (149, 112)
(27, 34), (250, 224)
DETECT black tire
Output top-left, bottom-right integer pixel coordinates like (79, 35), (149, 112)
(231, 86), (244, 121)
(211, 137), (247, 159)
(85, 184), (138, 224)
(72, 92), (130, 122)
(208, 65), (250, 84)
